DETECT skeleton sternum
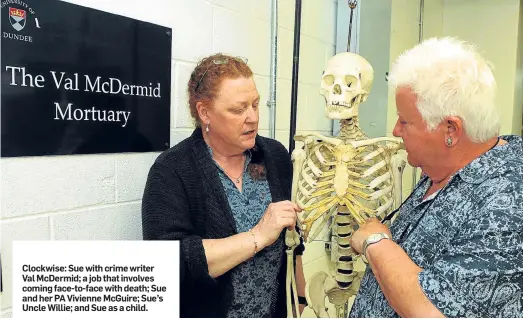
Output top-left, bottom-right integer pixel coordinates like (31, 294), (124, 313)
(333, 146), (357, 198)
(333, 164), (349, 197)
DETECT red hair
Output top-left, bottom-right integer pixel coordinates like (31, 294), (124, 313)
(187, 53), (253, 126)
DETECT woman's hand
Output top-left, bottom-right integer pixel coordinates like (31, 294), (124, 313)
(251, 200), (302, 249)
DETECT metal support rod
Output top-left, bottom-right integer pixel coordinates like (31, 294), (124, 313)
(268, 0), (278, 139)
(289, 0), (302, 153)
(347, 0), (358, 52)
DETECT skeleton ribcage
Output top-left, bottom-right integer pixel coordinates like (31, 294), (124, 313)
(295, 140), (395, 288)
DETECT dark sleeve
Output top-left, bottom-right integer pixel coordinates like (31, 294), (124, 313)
(141, 162), (216, 287)
(417, 192), (523, 317)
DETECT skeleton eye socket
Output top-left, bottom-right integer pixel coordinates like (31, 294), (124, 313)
(323, 75), (335, 86)
(345, 75), (357, 88)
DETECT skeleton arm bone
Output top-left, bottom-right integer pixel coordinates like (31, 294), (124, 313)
(288, 146), (308, 317)
(295, 132), (343, 146)
(292, 148), (307, 204)
(349, 137), (403, 149)
(285, 230), (301, 317)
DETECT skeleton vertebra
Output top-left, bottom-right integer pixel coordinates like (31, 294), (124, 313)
(285, 52), (406, 317)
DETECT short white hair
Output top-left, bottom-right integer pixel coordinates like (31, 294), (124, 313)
(388, 37), (500, 143)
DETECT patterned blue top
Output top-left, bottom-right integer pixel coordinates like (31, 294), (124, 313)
(350, 135), (523, 318)
(208, 147), (284, 317)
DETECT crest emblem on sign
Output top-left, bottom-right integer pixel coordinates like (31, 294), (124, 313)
(9, 7), (27, 31)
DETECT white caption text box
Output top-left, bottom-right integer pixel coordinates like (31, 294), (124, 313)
(12, 241), (179, 319)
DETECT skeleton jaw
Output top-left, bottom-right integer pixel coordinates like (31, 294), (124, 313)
(325, 100), (359, 120)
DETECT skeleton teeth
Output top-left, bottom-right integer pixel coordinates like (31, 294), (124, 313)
(328, 102), (352, 111)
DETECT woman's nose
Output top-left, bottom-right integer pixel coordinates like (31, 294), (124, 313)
(392, 120), (401, 137)
(246, 107), (258, 123)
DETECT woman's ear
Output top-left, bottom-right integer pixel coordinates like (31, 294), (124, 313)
(196, 101), (209, 125)
(445, 116), (464, 145)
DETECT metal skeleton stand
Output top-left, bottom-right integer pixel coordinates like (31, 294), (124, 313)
(347, 0), (358, 52)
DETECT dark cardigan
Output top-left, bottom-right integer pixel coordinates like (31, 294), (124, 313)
(142, 128), (304, 318)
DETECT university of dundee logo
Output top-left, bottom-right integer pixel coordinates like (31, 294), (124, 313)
(9, 7), (26, 31)
(2, 1), (40, 43)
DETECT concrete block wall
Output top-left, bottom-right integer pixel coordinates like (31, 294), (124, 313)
(439, 0), (522, 136)
(383, 0), (523, 198)
(385, 0), (423, 199)
(0, 0), (338, 316)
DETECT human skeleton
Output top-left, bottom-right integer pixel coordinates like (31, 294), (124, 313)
(285, 52), (406, 317)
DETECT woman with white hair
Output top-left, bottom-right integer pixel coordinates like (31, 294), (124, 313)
(349, 37), (523, 318)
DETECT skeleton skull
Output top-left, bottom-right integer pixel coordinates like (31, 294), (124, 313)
(320, 52), (374, 120)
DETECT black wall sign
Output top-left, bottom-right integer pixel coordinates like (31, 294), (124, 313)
(1, 0), (172, 157)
